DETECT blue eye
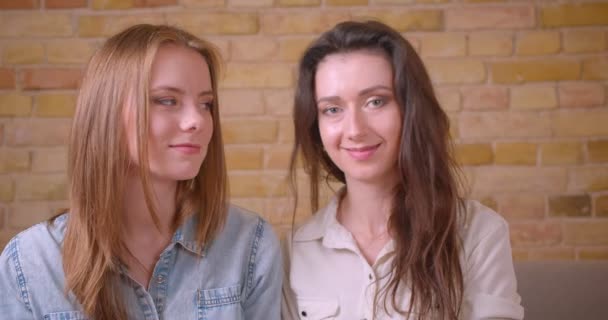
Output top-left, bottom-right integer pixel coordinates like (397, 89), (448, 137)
(322, 106), (341, 115)
(368, 98), (385, 108)
(201, 101), (213, 110)
(154, 97), (177, 106)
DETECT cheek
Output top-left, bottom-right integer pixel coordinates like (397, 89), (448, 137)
(202, 114), (214, 144)
(382, 105), (402, 135)
(147, 114), (173, 144)
(318, 120), (340, 149)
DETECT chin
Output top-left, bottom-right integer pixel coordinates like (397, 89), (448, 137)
(154, 169), (200, 182)
(170, 162), (204, 181)
(345, 169), (396, 185)
(175, 171), (201, 181)
(350, 175), (385, 184)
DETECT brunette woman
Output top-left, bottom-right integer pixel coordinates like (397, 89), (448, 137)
(282, 20), (523, 320)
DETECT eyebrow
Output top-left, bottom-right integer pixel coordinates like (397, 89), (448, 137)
(150, 86), (214, 97)
(316, 85), (393, 104)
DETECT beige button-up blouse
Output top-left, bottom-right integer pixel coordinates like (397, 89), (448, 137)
(282, 194), (524, 320)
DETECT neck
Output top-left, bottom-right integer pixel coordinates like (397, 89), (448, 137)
(338, 178), (397, 237)
(120, 172), (178, 288)
(122, 172), (177, 238)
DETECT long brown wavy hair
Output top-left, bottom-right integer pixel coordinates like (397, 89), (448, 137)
(289, 20), (465, 319)
(55, 24), (227, 319)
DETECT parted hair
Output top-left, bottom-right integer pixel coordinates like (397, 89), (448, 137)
(289, 20), (465, 320)
(59, 24), (227, 320)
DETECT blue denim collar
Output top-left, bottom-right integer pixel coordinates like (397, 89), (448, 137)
(171, 213), (205, 256)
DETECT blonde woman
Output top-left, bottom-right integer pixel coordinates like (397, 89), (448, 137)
(0, 24), (281, 320)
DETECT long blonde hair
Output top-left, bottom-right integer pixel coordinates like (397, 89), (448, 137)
(60, 24), (227, 319)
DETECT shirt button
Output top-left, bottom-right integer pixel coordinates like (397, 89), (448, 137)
(368, 273), (373, 280)
(301, 310), (307, 317)
(157, 275), (165, 284)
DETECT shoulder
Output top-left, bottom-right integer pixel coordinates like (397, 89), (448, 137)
(282, 201), (336, 271)
(225, 205), (275, 238)
(464, 200), (508, 229)
(458, 201), (524, 319)
(459, 200), (510, 253)
(0, 215), (67, 307)
(220, 205), (282, 283)
(226, 204), (264, 228)
(461, 200), (508, 235)
(216, 205), (280, 252)
(1, 214), (67, 262)
(292, 199), (338, 242)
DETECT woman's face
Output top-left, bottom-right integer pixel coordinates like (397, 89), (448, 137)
(315, 50), (402, 185)
(124, 44), (214, 182)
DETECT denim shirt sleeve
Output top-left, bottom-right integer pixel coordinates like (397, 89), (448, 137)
(241, 220), (282, 320)
(0, 237), (34, 319)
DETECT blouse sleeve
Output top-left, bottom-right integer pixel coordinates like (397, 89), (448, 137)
(280, 234), (300, 320)
(461, 217), (524, 320)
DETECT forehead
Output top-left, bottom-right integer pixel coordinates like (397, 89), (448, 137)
(315, 50), (393, 97)
(150, 43), (211, 86)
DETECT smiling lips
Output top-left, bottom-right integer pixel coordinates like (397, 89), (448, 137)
(343, 143), (380, 160)
(170, 143), (201, 155)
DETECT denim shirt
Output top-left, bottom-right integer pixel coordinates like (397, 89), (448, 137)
(0, 205), (282, 320)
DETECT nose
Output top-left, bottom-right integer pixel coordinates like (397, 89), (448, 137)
(179, 101), (206, 132)
(345, 108), (366, 140)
